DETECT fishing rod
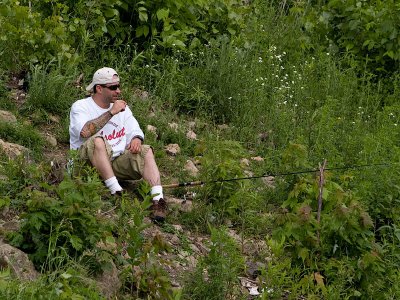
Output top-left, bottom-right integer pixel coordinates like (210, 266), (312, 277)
(162, 162), (392, 189)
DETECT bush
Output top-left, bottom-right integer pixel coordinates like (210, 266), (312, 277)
(302, 0), (400, 76)
(8, 173), (112, 271)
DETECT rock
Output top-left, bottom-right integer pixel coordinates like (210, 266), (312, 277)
(240, 158), (250, 167)
(43, 133), (57, 147)
(0, 220), (20, 233)
(244, 170), (254, 177)
(134, 88), (150, 100)
(165, 144), (181, 156)
(186, 130), (197, 140)
(169, 234), (181, 246)
(172, 224), (183, 232)
(48, 114), (60, 124)
(95, 261), (121, 299)
(184, 160), (199, 177)
(258, 131), (271, 141)
(245, 261), (266, 279)
(262, 176), (275, 189)
(0, 110), (17, 124)
(251, 156), (264, 162)
(0, 139), (29, 159)
(188, 121), (196, 129)
(217, 124), (229, 130)
(168, 122), (179, 132)
(0, 241), (39, 281)
(189, 243), (200, 253)
(146, 125), (157, 134)
(165, 197), (193, 212)
(187, 255), (198, 268)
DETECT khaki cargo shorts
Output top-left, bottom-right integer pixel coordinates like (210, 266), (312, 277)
(78, 136), (151, 180)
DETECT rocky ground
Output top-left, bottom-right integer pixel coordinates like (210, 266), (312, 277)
(0, 75), (271, 299)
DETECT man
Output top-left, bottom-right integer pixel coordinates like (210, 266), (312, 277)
(69, 67), (167, 222)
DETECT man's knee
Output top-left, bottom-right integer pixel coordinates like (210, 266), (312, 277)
(93, 136), (107, 149)
(145, 147), (154, 158)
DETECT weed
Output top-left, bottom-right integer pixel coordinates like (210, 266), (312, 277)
(182, 226), (245, 300)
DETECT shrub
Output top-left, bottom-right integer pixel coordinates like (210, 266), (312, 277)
(302, 0), (400, 76)
(8, 173), (112, 271)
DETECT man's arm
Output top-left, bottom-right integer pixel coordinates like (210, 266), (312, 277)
(79, 99), (127, 138)
(80, 111), (113, 138)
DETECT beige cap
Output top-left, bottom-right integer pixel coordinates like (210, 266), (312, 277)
(86, 67), (119, 91)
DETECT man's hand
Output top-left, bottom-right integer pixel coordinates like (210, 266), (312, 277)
(127, 137), (142, 154)
(110, 100), (127, 115)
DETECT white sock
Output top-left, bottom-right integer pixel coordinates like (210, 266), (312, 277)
(151, 185), (163, 201)
(104, 176), (123, 194)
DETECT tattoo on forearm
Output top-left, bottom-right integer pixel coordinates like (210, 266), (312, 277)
(80, 111), (112, 138)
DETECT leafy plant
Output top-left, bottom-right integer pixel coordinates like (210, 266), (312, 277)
(0, 267), (105, 299)
(8, 172), (112, 271)
(182, 226), (244, 300)
(196, 140), (252, 221)
(270, 143), (389, 298)
(0, 1), (79, 71)
(118, 183), (178, 299)
(301, 0), (400, 76)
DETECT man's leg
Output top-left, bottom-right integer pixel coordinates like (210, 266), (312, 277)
(142, 149), (166, 222)
(142, 148), (164, 201)
(112, 146), (167, 222)
(89, 137), (122, 194)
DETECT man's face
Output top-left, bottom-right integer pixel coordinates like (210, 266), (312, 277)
(101, 82), (121, 103)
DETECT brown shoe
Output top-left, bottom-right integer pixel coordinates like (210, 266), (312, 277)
(150, 198), (167, 223)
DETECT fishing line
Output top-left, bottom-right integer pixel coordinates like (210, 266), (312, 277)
(162, 162), (393, 189)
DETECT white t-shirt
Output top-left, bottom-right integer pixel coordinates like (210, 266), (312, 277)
(69, 97), (144, 157)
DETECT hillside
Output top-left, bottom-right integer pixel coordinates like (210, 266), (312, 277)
(1, 1), (400, 299)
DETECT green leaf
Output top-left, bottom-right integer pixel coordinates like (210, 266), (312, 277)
(156, 8), (169, 21)
(227, 27), (236, 35)
(298, 247), (309, 261)
(394, 229), (400, 242)
(70, 235), (83, 251)
(143, 25), (149, 37)
(103, 8), (118, 18)
(60, 272), (72, 279)
(136, 25), (144, 37)
(384, 50), (394, 59)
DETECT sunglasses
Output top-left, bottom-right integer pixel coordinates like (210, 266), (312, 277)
(101, 84), (120, 91)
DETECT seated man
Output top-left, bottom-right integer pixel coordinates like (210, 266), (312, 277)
(69, 67), (166, 222)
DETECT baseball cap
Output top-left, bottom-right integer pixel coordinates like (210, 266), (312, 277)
(86, 67), (120, 91)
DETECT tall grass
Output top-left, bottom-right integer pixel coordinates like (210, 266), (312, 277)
(25, 65), (80, 116)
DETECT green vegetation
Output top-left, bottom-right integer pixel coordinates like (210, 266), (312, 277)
(0, 0), (399, 298)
